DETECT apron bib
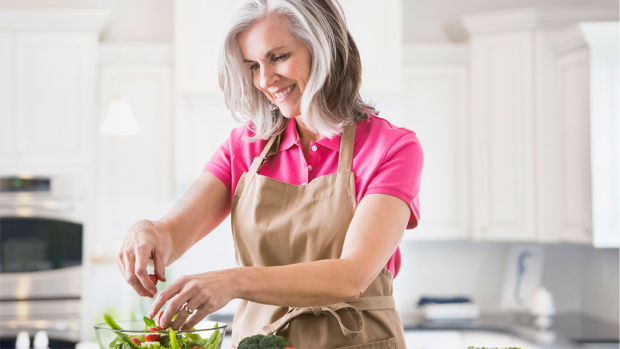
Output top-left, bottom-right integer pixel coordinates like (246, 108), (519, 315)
(230, 122), (407, 349)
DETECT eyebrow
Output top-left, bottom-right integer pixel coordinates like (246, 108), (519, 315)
(242, 46), (286, 63)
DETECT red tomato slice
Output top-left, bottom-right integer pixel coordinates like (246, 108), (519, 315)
(131, 338), (141, 346)
(144, 330), (161, 342)
(157, 312), (165, 329)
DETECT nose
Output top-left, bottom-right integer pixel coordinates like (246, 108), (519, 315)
(259, 65), (278, 90)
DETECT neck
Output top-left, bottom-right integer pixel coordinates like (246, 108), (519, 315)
(294, 117), (321, 143)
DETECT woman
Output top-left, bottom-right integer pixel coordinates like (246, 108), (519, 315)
(118, 0), (423, 347)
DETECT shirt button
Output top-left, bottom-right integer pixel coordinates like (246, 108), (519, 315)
(311, 145), (318, 151)
(308, 165), (313, 171)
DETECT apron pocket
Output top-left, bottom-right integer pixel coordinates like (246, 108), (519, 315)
(334, 337), (397, 349)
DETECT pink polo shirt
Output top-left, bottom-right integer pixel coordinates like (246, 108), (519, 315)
(203, 114), (423, 278)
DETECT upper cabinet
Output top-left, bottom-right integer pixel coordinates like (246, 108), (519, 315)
(0, 32), (13, 165)
(547, 22), (619, 248)
(448, 7), (618, 243)
(400, 44), (471, 241)
(0, 10), (109, 172)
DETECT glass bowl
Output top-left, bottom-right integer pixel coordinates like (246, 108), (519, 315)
(94, 320), (227, 349)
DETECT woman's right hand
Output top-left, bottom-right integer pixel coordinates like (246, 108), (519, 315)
(118, 220), (170, 298)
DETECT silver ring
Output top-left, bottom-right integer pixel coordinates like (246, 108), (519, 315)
(184, 304), (193, 315)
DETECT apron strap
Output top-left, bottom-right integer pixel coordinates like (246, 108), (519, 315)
(262, 295), (395, 339)
(338, 123), (356, 173)
(248, 134), (280, 175)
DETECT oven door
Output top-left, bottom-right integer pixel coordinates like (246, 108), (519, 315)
(0, 193), (84, 345)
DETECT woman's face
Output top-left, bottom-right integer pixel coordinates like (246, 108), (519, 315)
(238, 15), (311, 118)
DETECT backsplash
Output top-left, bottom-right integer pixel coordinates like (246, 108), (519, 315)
(394, 240), (619, 323)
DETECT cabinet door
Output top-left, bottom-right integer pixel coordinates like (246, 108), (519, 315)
(0, 32), (12, 167)
(13, 32), (96, 166)
(401, 64), (470, 240)
(470, 32), (537, 241)
(547, 47), (593, 244)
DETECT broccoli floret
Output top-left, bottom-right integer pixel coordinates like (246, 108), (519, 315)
(258, 335), (287, 349)
(237, 334), (265, 349)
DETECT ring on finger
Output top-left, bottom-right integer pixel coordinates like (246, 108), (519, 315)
(184, 304), (194, 315)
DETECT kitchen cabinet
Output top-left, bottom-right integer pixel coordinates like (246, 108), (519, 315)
(448, 7), (617, 243)
(400, 44), (470, 241)
(0, 10), (109, 173)
(0, 32), (12, 166)
(546, 22), (619, 248)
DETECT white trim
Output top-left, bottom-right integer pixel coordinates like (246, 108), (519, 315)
(0, 9), (110, 33)
(403, 43), (470, 65)
(445, 7), (618, 42)
(99, 43), (174, 63)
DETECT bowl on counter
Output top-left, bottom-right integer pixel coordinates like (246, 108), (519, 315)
(94, 320), (227, 349)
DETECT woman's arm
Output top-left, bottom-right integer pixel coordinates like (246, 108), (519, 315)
(150, 193), (410, 329)
(234, 193), (410, 306)
(118, 172), (231, 298)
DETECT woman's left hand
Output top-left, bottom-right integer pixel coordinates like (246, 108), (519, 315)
(147, 270), (236, 330)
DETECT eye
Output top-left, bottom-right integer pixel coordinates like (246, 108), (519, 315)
(249, 63), (259, 71)
(274, 54), (288, 61)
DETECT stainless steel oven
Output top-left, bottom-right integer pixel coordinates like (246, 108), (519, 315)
(0, 176), (85, 348)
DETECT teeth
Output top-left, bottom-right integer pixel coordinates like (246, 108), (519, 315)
(275, 85), (294, 99)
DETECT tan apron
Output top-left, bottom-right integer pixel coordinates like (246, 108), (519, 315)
(230, 122), (407, 349)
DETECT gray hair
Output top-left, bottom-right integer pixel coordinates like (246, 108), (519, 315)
(218, 0), (378, 141)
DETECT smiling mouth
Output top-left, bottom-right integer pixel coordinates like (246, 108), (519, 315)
(273, 84), (296, 100)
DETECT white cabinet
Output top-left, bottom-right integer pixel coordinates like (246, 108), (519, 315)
(547, 22), (620, 248)
(0, 32), (13, 165)
(0, 10), (109, 173)
(469, 31), (537, 242)
(401, 45), (470, 241)
(13, 32), (96, 166)
(450, 7), (618, 243)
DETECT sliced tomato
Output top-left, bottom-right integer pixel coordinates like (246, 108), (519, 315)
(157, 312), (165, 329)
(144, 327), (161, 342)
(131, 338), (141, 346)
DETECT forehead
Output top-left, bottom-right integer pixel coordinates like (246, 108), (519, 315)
(238, 15), (297, 59)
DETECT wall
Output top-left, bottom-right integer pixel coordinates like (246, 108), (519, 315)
(402, 0), (619, 42)
(0, 0), (173, 42)
(395, 241), (618, 323)
(581, 247), (620, 323)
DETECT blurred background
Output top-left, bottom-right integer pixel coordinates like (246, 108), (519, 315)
(0, 0), (618, 348)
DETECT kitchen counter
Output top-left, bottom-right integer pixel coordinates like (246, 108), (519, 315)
(401, 311), (619, 348)
(208, 311), (619, 348)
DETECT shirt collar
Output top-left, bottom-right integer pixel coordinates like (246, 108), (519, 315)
(277, 117), (368, 152)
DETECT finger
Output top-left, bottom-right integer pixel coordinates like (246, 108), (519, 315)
(180, 306), (209, 331)
(165, 288), (196, 330)
(117, 251), (125, 277)
(153, 246), (166, 282)
(148, 279), (184, 319)
(171, 296), (201, 330)
(123, 251), (153, 298)
(134, 247), (156, 296)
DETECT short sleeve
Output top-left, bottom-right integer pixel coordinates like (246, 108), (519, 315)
(364, 132), (424, 229)
(202, 127), (244, 192)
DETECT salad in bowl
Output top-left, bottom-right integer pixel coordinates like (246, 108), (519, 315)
(94, 314), (226, 349)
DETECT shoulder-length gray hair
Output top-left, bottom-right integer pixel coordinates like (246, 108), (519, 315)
(218, 0), (378, 141)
